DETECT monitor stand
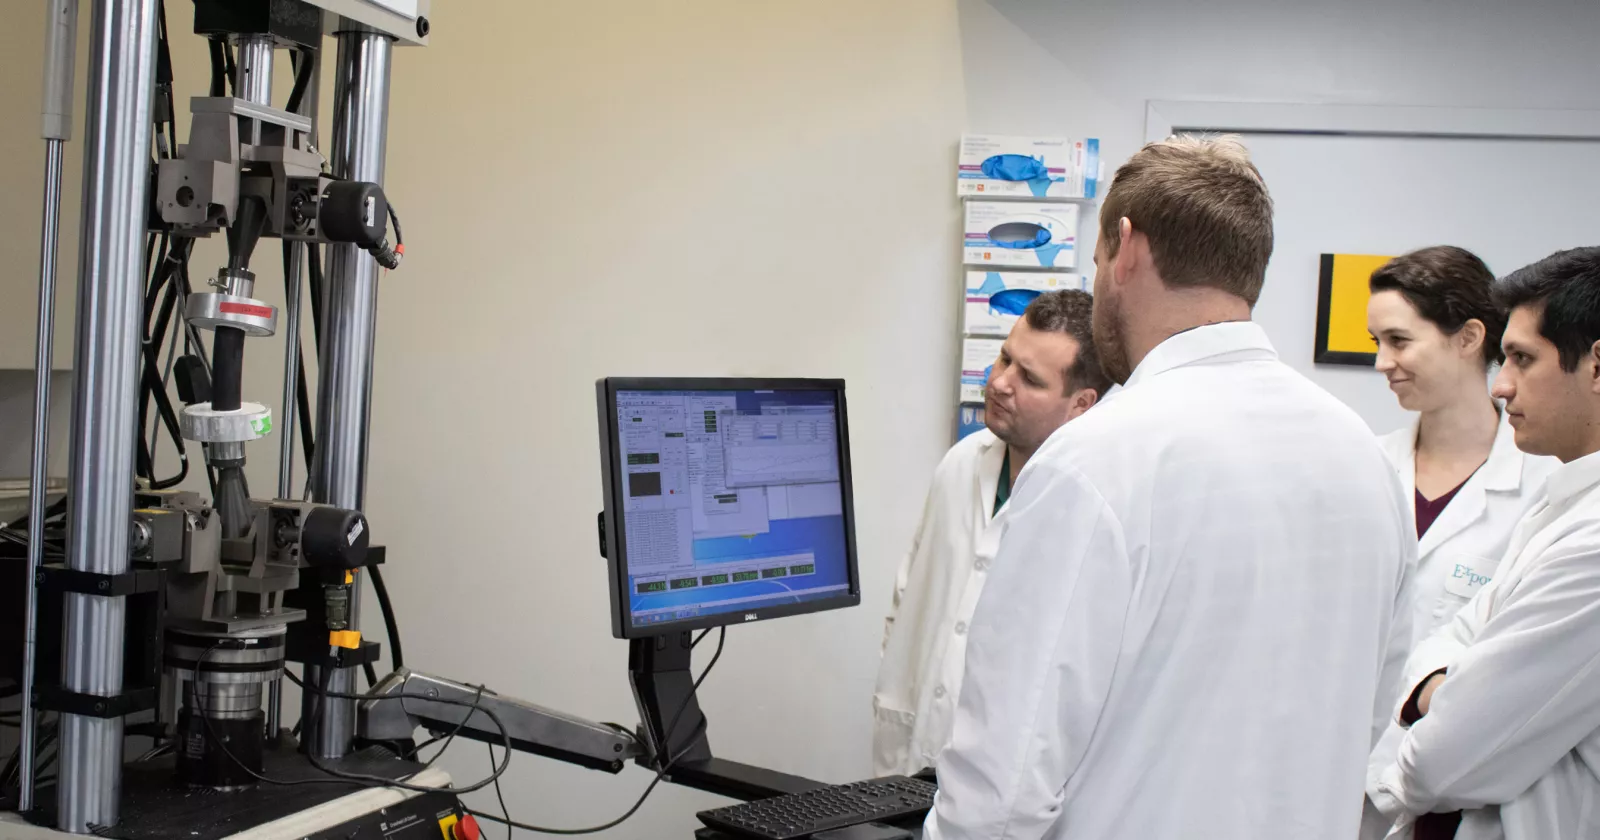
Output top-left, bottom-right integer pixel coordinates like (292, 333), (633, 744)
(630, 631), (828, 802)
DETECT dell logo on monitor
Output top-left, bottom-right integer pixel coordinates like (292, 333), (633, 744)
(744, 613), (759, 622)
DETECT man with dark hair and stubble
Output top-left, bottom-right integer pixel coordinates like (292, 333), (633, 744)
(873, 289), (1108, 779)
(923, 136), (1416, 840)
(1369, 247), (1600, 840)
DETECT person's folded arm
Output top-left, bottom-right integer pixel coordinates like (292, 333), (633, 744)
(923, 462), (1131, 840)
(1371, 541), (1600, 817)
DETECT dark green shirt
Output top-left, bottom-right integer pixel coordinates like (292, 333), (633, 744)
(994, 449), (1011, 517)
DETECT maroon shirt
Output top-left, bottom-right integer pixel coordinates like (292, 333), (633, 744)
(1412, 476), (1473, 840)
(1415, 480), (1468, 538)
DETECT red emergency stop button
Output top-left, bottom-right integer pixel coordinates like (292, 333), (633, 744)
(453, 813), (481, 840)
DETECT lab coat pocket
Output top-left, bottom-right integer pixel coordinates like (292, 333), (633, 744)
(870, 698), (917, 777)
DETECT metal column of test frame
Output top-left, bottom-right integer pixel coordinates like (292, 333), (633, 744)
(54, 0), (161, 831)
(303, 22), (394, 761)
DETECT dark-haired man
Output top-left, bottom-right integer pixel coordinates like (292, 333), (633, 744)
(1370, 247), (1600, 840)
(872, 289), (1108, 777)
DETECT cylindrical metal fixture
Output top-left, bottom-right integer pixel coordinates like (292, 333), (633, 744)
(166, 627), (286, 790)
(21, 139), (67, 815)
(56, 0), (160, 830)
(233, 34), (274, 143)
(307, 23), (392, 759)
(42, 0), (79, 142)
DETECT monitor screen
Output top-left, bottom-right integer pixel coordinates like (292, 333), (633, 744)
(597, 378), (860, 637)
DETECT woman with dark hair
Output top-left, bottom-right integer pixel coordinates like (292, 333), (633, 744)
(1361, 246), (1560, 840)
(1366, 245), (1557, 648)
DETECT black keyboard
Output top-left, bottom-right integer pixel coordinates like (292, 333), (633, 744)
(697, 776), (937, 840)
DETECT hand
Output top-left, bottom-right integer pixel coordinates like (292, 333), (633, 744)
(1417, 673), (1447, 717)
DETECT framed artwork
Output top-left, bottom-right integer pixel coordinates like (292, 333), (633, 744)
(1314, 253), (1392, 366)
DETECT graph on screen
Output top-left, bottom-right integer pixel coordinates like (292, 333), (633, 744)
(721, 408), (840, 487)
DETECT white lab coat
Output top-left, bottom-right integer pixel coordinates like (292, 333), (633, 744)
(1368, 449), (1600, 840)
(1358, 413), (1558, 840)
(873, 428), (1008, 777)
(925, 322), (1417, 840)
(1377, 412), (1558, 648)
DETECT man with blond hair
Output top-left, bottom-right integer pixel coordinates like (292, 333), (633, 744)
(923, 136), (1416, 840)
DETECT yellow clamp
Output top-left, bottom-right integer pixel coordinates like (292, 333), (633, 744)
(344, 569), (355, 585)
(329, 630), (362, 649)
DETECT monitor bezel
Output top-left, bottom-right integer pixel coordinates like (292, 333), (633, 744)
(597, 377), (862, 639)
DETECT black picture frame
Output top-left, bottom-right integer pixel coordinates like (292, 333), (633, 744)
(1314, 253), (1378, 367)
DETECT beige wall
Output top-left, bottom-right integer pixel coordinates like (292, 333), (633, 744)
(2, 1), (966, 835)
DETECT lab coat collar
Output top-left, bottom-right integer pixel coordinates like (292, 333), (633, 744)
(1124, 321), (1277, 390)
(1477, 410), (1525, 492)
(1400, 408), (1525, 493)
(973, 430), (1007, 523)
(1546, 447), (1600, 507)
(1409, 409), (1526, 559)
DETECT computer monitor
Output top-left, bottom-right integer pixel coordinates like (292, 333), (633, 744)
(596, 378), (860, 638)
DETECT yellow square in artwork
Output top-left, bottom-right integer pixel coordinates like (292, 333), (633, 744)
(1316, 253), (1392, 365)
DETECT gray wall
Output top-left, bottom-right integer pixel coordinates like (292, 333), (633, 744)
(959, 0), (1600, 430)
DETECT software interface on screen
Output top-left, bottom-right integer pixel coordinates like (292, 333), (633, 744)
(615, 389), (851, 627)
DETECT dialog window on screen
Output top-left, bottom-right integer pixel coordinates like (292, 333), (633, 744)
(616, 390), (850, 627)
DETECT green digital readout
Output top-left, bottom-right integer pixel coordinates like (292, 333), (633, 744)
(789, 563), (815, 576)
(761, 567), (788, 579)
(732, 571), (760, 583)
(701, 573), (730, 586)
(635, 581), (667, 594)
(669, 577), (699, 590)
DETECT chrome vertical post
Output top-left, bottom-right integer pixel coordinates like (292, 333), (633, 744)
(306, 22), (392, 759)
(56, 0), (160, 830)
(21, 0), (79, 813)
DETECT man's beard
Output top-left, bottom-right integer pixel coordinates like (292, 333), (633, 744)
(1093, 292), (1133, 385)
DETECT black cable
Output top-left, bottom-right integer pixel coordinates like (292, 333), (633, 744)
(469, 627), (727, 836)
(363, 660), (378, 688)
(387, 203), (403, 248)
(286, 46), (314, 116)
(370, 565), (404, 672)
(285, 669), (470, 778)
(140, 334), (190, 490)
(137, 233), (185, 483)
(307, 243), (324, 353)
(137, 236), (194, 488)
(156, 0), (177, 158)
(2, 718), (58, 786)
(208, 39), (227, 97)
(488, 744), (512, 840)
(198, 648), (504, 793)
(5, 496), (68, 533)
(223, 41), (236, 96)
(297, 353), (315, 468)
(287, 666), (513, 794)
(282, 239), (318, 472)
